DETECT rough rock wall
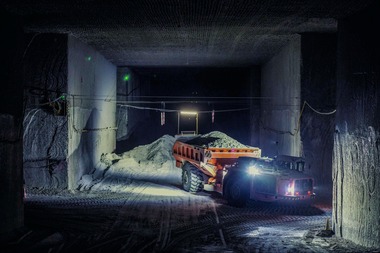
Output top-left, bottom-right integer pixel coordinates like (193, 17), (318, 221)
(22, 34), (68, 190)
(300, 33), (336, 196)
(23, 34), (68, 109)
(116, 104), (128, 141)
(23, 109), (67, 189)
(333, 127), (380, 247)
(333, 2), (380, 248)
(0, 115), (24, 233)
(0, 8), (24, 233)
(116, 67), (130, 142)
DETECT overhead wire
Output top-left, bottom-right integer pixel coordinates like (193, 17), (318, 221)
(63, 93), (302, 107)
(63, 93), (337, 118)
(295, 101), (336, 134)
(117, 104), (249, 114)
(70, 94), (293, 100)
(261, 100), (337, 136)
(50, 94), (338, 135)
(304, 101), (337, 115)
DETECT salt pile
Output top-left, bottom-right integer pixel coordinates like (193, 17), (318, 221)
(79, 131), (251, 192)
(201, 131), (251, 148)
(78, 134), (181, 192)
(186, 131), (251, 148)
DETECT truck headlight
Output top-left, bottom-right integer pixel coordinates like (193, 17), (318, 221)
(286, 182), (294, 195)
(247, 166), (261, 175)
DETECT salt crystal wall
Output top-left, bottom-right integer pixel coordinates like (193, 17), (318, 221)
(333, 2), (380, 247)
(22, 34), (68, 190)
(23, 110), (67, 189)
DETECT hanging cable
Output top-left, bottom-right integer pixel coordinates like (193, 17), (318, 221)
(198, 108), (249, 113)
(63, 93), (303, 107)
(304, 101), (336, 115)
(293, 101), (336, 135)
(118, 104), (248, 114)
(262, 101), (336, 136)
(118, 104), (178, 112)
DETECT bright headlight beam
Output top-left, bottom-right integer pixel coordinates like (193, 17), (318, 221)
(143, 186), (188, 197)
(247, 166), (261, 175)
(287, 182), (295, 195)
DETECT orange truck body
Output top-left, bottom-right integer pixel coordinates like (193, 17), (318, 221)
(172, 139), (261, 180)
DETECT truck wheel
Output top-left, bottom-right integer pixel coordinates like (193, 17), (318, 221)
(225, 176), (249, 207)
(182, 163), (204, 193)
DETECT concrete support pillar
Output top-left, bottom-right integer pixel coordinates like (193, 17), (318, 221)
(67, 36), (116, 190)
(260, 36), (301, 157)
(249, 67), (261, 147)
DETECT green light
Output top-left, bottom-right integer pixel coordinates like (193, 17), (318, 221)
(123, 74), (130, 81)
(60, 95), (65, 100)
(87, 56), (92, 61)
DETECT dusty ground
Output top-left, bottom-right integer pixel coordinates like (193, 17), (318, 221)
(2, 183), (377, 253)
(11, 132), (379, 252)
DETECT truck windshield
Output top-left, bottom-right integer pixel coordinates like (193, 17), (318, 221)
(275, 161), (291, 170)
(275, 160), (305, 172)
(296, 161), (305, 172)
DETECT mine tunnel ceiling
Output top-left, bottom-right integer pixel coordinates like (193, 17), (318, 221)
(3, 0), (374, 67)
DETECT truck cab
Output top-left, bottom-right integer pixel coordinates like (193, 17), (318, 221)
(223, 156), (315, 206)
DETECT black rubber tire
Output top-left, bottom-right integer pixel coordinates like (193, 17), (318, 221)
(224, 175), (249, 207)
(182, 163), (204, 193)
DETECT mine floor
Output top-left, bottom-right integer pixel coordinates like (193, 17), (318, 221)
(2, 183), (377, 253)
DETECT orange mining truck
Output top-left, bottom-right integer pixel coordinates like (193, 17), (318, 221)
(172, 135), (315, 206)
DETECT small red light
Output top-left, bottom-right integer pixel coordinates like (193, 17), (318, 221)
(295, 192), (299, 196)
(307, 191), (311, 195)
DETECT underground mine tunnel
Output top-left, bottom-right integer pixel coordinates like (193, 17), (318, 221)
(1, 1), (379, 252)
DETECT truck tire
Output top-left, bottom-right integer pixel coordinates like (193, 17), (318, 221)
(224, 175), (249, 207)
(182, 163), (204, 193)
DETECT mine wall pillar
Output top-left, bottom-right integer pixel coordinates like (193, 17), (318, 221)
(333, 1), (380, 248)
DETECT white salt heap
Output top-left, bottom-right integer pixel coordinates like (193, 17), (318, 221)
(78, 131), (250, 192)
(200, 131), (251, 148)
(78, 134), (180, 192)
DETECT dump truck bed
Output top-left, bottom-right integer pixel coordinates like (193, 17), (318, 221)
(172, 137), (261, 177)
